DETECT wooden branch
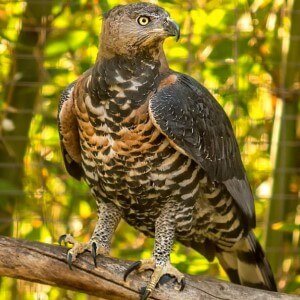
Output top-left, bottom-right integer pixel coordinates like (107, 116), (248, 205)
(0, 236), (296, 300)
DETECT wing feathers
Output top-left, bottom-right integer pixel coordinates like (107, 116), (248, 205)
(58, 82), (83, 180)
(149, 73), (255, 227)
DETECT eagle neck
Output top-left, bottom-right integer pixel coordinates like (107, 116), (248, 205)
(90, 52), (164, 109)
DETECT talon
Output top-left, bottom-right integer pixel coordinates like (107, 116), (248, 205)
(67, 252), (73, 270)
(58, 234), (67, 246)
(179, 277), (186, 291)
(91, 241), (97, 267)
(140, 288), (151, 300)
(124, 261), (142, 281)
(157, 274), (173, 287)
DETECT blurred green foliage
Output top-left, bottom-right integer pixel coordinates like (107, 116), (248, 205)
(0, 0), (299, 299)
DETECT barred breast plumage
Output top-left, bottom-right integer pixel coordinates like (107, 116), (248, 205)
(70, 54), (245, 250)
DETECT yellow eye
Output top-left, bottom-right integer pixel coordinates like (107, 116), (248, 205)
(138, 16), (150, 26)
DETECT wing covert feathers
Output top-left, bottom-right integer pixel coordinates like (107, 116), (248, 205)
(149, 73), (255, 228)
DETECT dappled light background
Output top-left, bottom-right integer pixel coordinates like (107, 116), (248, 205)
(0, 0), (299, 298)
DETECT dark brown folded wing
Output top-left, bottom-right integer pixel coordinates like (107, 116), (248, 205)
(58, 81), (83, 180)
(149, 73), (255, 228)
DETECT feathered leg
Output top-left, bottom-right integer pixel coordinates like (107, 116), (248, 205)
(59, 201), (121, 269)
(124, 202), (185, 300)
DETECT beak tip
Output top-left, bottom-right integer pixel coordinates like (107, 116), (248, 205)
(174, 23), (180, 42)
(175, 23), (180, 42)
(164, 18), (180, 42)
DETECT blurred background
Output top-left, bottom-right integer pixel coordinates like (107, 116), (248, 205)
(0, 0), (299, 298)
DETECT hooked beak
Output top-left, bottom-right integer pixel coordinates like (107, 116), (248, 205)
(163, 18), (180, 42)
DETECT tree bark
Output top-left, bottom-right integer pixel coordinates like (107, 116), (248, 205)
(0, 236), (297, 300)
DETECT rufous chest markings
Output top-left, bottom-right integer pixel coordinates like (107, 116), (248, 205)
(74, 75), (163, 159)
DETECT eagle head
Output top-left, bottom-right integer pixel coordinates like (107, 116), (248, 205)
(99, 3), (180, 58)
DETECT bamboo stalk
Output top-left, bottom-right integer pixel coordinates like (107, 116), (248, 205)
(265, 0), (300, 277)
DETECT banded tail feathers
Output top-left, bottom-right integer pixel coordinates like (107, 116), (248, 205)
(216, 231), (277, 291)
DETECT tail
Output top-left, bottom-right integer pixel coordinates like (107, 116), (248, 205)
(216, 231), (277, 291)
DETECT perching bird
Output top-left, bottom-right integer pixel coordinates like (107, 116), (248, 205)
(58, 3), (277, 299)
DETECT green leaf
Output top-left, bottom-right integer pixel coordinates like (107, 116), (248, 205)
(272, 222), (300, 232)
(45, 31), (89, 57)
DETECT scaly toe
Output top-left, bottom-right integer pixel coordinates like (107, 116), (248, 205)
(162, 263), (185, 290)
(138, 258), (156, 273)
(59, 234), (111, 270)
(124, 258), (185, 299)
(143, 262), (185, 298)
(59, 233), (77, 245)
(59, 234), (92, 270)
(66, 242), (91, 270)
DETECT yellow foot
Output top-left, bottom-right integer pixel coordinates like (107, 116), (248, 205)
(124, 258), (185, 300)
(58, 234), (109, 269)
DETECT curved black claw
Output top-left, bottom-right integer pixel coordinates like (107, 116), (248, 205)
(157, 274), (185, 290)
(58, 234), (67, 246)
(179, 277), (186, 291)
(140, 288), (151, 300)
(67, 251), (73, 270)
(124, 261), (142, 281)
(91, 241), (97, 268)
(157, 274), (173, 287)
